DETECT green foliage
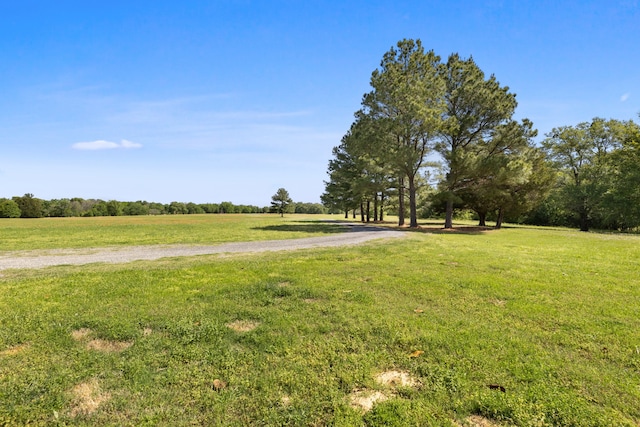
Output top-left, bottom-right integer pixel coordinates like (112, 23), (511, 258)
(0, 198), (21, 218)
(123, 201), (150, 216)
(13, 193), (43, 218)
(106, 200), (122, 216)
(326, 40), (535, 229)
(270, 188), (293, 217)
(361, 39), (445, 227)
(294, 202), (327, 214)
(542, 117), (640, 231)
(436, 53), (519, 228)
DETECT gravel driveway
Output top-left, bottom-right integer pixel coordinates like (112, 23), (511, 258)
(0, 223), (405, 271)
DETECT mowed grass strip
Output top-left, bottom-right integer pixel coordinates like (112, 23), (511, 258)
(1, 220), (639, 425)
(0, 214), (344, 251)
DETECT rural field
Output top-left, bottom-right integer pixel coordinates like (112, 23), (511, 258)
(1, 214), (639, 426)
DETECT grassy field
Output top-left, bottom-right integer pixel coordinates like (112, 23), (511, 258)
(0, 214), (347, 251)
(1, 215), (639, 426)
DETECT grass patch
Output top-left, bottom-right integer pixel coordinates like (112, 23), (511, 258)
(0, 217), (639, 425)
(0, 214), (344, 251)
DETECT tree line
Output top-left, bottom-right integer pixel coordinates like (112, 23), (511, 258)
(0, 194), (328, 218)
(321, 39), (640, 232)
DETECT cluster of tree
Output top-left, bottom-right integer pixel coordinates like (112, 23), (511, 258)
(525, 117), (640, 231)
(322, 38), (640, 232)
(322, 39), (553, 229)
(0, 193), (328, 218)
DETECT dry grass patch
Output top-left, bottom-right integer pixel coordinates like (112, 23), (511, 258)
(142, 327), (153, 336)
(71, 328), (92, 341)
(0, 343), (30, 356)
(71, 328), (132, 353)
(226, 320), (260, 332)
(375, 370), (419, 388)
(457, 415), (502, 426)
(489, 298), (506, 307)
(86, 339), (133, 353)
(348, 370), (419, 413)
(69, 379), (110, 417)
(348, 390), (389, 413)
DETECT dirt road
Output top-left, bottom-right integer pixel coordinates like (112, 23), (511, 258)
(0, 223), (405, 271)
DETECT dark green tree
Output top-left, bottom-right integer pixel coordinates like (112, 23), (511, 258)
(0, 198), (21, 218)
(598, 118), (640, 230)
(542, 118), (624, 231)
(436, 54), (518, 228)
(271, 188), (293, 217)
(361, 39), (445, 227)
(13, 193), (43, 218)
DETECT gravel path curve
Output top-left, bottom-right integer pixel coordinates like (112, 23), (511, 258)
(0, 223), (405, 271)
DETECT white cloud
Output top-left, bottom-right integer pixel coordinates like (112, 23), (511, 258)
(72, 139), (142, 150)
(120, 139), (143, 149)
(621, 93), (630, 102)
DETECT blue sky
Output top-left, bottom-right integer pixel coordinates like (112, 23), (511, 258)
(1, 1), (638, 205)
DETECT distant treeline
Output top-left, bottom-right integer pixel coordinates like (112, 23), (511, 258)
(0, 194), (329, 218)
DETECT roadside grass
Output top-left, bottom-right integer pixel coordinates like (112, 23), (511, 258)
(1, 219), (639, 425)
(0, 214), (343, 251)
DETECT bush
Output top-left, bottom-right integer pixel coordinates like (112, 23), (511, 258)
(0, 198), (21, 218)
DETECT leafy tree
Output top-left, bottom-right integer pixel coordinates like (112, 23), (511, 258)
(123, 201), (150, 216)
(599, 119), (640, 230)
(106, 200), (122, 216)
(322, 138), (363, 218)
(542, 118), (624, 231)
(167, 201), (188, 214)
(294, 202), (327, 214)
(89, 200), (110, 217)
(199, 203), (219, 214)
(455, 119), (555, 228)
(436, 54), (518, 228)
(186, 202), (205, 214)
(0, 198), (21, 218)
(13, 193), (43, 218)
(271, 188), (293, 217)
(219, 201), (235, 214)
(361, 39), (445, 227)
(46, 199), (73, 217)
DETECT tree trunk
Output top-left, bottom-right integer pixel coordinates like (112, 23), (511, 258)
(398, 177), (405, 226)
(408, 174), (418, 228)
(579, 212), (589, 232)
(478, 211), (487, 227)
(353, 210), (356, 219)
(495, 208), (504, 229)
(380, 192), (384, 222)
(366, 200), (371, 222)
(344, 210), (348, 219)
(373, 194), (379, 222)
(360, 203), (365, 222)
(444, 198), (454, 229)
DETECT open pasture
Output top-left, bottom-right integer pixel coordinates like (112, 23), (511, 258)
(0, 214), (346, 252)
(1, 215), (639, 426)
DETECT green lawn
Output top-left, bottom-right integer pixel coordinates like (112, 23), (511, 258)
(0, 214), (345, 251)
(1, 216), (639, 426)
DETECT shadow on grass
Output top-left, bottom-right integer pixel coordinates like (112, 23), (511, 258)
(331, 219), (494, 235)
(252, 222), (348, 234)
(367, 220), (494, 235)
